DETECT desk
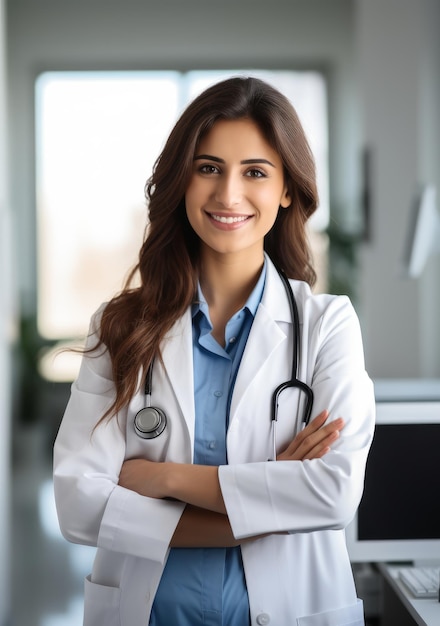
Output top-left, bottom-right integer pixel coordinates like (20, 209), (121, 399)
(377, 563), (440, 626)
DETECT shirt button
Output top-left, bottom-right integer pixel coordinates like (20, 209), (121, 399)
(256, 614), (270, 625)
(229, 336), (237, 344)
(214, 390), (223, 397)
(208, 441), (216, 450)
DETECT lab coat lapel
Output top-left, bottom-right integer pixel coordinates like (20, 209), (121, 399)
(230, 259), (292, 419)
(160, 309), (195, 445)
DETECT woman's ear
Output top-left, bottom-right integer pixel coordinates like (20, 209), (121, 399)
(280, 187), (291, 209)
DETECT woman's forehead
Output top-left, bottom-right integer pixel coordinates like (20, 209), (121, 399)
(195, 118), (283, 165)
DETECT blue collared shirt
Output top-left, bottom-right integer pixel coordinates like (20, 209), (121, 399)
(149, 263), (266, 626)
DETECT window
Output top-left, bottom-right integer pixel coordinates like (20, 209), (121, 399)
(35, 70), (329, 380)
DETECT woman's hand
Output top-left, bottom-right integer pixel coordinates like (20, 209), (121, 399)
(276, 410), (344, 462)
(118, 458), (172, 499)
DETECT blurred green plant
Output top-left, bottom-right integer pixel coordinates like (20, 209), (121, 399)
(326, 224), (362, 303)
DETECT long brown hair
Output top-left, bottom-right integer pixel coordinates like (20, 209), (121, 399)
(96, 76), (318, 422)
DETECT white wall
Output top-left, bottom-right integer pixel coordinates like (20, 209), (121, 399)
(419, 0), (440, 376)
(0, 0), (12, 621)
(356, 0), (440, 377)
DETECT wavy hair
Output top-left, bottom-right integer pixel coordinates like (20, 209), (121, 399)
(96, 76), (319, 422)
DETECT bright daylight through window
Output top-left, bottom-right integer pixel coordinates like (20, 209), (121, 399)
(35, 70), (329, 381)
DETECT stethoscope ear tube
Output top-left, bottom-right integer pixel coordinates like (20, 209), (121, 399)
(273, 268), (314, 429)
(271, 379), (314, 427)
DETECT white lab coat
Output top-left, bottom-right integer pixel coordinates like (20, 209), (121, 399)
(53, 257), (375, 626)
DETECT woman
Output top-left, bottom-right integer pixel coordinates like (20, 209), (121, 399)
(54, 76), (375, 625)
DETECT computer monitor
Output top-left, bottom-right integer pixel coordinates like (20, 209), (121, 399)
(346, 379), (440, 563)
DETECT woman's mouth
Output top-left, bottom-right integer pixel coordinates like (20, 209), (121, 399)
(209, 213), (251, 225)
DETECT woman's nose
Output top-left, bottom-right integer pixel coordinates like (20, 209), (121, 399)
(214, 174), (242, 208)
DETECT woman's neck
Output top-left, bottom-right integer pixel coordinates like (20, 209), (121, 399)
(199, 249), (264, 345)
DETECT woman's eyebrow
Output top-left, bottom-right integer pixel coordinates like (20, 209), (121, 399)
(194, 154), (276, 167)
(241, 158), (275, 167)
(194, 154), (224, 163)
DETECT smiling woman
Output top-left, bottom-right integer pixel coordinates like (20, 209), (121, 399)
(53, 76), (374, 626)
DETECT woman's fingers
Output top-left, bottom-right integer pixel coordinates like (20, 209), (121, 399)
(281, 409), (328, 455)
(277, 411), (345, 461)
(301, 426), (341, 460)
(119, 458), (168, 498)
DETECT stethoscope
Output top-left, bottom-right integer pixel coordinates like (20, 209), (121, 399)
(269, 269), (314, 460)
(134, 268), (314, 455)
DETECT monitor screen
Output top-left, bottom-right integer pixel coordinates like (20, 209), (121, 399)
(346, 380), (440, 563)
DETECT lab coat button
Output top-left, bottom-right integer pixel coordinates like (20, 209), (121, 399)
(256, 613), (270, 625)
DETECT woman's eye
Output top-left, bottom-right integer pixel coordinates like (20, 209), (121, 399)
(246, 168), (266, 178)
(199, 164), (219, 175)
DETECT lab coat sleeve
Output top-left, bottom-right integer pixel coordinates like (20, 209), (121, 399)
(53, 306), (185, 563)
(218, 294), (375, 540)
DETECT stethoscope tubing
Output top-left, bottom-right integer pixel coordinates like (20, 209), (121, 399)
(274, 269), (314, 428)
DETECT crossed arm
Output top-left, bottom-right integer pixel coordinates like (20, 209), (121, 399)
(118, 410), (344, 547)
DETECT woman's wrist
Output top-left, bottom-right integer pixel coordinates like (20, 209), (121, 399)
(161, 462), (181, 499)
(166, 463), (226, 514)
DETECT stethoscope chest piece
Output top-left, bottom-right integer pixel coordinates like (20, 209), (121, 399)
(134, 406), (167, 439)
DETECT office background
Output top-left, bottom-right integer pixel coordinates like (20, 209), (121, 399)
(1, 0), (440, 624)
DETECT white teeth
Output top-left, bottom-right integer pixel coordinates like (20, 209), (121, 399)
(211, 214), (249, 224)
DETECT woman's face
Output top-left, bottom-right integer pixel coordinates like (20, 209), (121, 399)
(185, 118), (290, 263)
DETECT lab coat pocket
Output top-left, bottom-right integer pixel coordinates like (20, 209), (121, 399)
(296, 598), (364, 626)
(84, 575), (121, 626)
